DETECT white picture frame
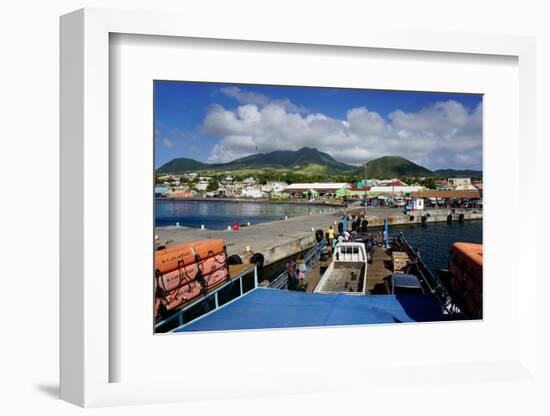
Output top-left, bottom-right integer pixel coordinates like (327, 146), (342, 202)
(60, 8), (538, 408)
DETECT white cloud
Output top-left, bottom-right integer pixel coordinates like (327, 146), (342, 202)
(156, 128), (197, 150)
(162, 138), (175, 149)
(202, 98), (482, 170)
(220, 86), (308, 113)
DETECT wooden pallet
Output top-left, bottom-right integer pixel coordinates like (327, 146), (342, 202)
(391, 251), (410, 273)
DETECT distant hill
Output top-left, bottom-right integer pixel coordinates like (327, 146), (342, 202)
(157, 147), (357, 175)
(223, 147), (355, 172)
(362, 156), (433, 178)
(156, 157), (209, 173)
(157, 147), (481, 178)
(432, 169), (483, 178)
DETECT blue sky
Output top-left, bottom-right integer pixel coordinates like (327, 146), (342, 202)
(155, 81), (483, 170)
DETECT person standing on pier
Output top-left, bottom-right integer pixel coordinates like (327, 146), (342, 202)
(342, 213), (348, 233)
(297, 256), (307, 289)
(328, 226), (335, 245)
(343, 229), (350, 241)
(286, 260), (298, 290)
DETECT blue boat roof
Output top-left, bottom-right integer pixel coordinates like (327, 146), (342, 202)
(174, 288), (447, 332)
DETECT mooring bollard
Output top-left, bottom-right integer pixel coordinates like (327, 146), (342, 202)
(176, 222), (180, 227)
(247, 222), (250, 226)
(201, 224), (205, 230)
(227, 225), (232, 231)
(285, 216), (288, 220)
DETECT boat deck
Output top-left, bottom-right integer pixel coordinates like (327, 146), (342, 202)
(365, 246), (393, 294)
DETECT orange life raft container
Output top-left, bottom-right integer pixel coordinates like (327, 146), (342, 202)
(155, 239), (226, 274)
(157, 251), (227, 292)
(449, 242), (483, 319)
(160, 267), (230, 312)
(204, 267), (230, 291)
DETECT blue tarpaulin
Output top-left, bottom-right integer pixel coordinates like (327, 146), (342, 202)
(174, 288), (447, 332)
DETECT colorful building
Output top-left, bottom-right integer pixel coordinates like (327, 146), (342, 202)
(283, 183), (351, 198)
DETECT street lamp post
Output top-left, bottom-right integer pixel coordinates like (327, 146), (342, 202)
(363, 162), (368, 218)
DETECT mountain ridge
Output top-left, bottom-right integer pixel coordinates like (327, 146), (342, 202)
(157, 147), (482, 178)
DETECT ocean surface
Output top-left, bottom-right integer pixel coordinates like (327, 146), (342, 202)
(384, 220), (482, 271)
(155, 199), (331, 230)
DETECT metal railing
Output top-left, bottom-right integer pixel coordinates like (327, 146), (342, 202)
(391, 233), (465, 317)
(269, 241), (324, 290)
(155, 265), (258, 333)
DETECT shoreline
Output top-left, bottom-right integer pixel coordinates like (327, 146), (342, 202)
(155, 196), (345, 207)
(155, 205), (345, 231)
(155, 206), (482, 231)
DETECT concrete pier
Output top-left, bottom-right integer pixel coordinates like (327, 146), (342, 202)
(155, 207), (482, 267)
(155, 208), (346, 267)
(355, 208), (483, 227)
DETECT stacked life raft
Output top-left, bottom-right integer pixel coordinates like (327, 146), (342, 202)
(154, 240), (229, 321)
(448, 242), (483, 319)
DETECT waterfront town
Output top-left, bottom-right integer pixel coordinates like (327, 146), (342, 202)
(155, 172), (483, 209)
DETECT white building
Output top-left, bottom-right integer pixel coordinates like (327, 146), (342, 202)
(261, 181), (288, 193)
(283, 182), (350, 196)
(412, 197), (425, 211)
(242, 177), (256, 185)
(448, 178), (471, 186)
(195, 181), (209, 191)
(241, 186), (266, 198)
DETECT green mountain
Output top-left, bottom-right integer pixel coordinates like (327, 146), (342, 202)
(157, 148), (482, 178)
(157, 147), (357, 175)
(362, 156), (433, 178)
(157, 157), (209, 173)
(223, 147), (354, 172)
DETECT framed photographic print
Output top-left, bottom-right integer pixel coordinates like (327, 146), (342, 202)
(152, 81), (483, 335)
(60, 8), (538, 408)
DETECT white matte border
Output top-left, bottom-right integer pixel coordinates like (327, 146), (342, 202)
(60, 8), (538, 407)
(112, 33), (519, 384)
